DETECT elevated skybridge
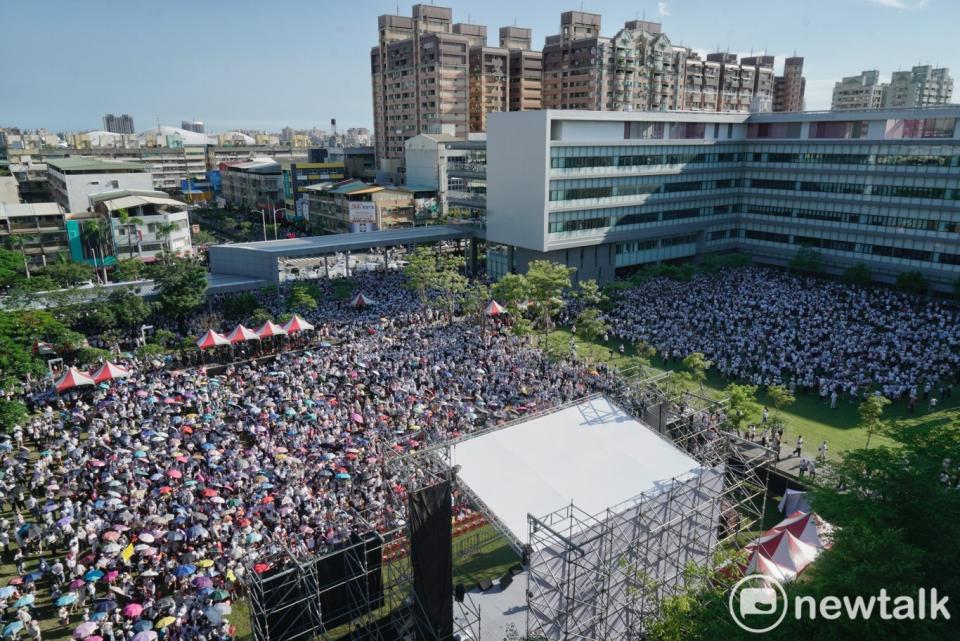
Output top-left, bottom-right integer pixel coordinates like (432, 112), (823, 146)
(208, 224), (482, 283)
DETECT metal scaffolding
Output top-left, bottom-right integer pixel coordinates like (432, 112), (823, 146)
(523, 376), (776, 641)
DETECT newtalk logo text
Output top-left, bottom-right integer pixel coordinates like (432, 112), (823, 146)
(729, 575), (951, 633)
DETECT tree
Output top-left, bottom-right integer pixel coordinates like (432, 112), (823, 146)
(649, 422), (960, 641)
(108, 289), (152, 330)
(0, 247), (26, 286)
(249, 308), (273, 327)
(788, 246), (823, 274)
(681, 352), (711, 391)
(221, 292), (259, 321)
(724, 383), (759, 435)
(766, 384), (795, 431)
(433, 253), (468, 315)
(575, 279), (604, 307)
(403, 246), (438, 306)
(287, 284), (318, 311)
(460, 281), (490, 328)
(115, 208), (144, 259)
(843, 262), (873, 287)
(192, 229), (217, 246)
(154, 221), (180, 254)
(153, 255), (207, 331)
(39, 261), (95, 288)
(858, 394), (891, 448)
(895, 270), (928, 296)
(0, 399), (28, 434)
(525, 260), (574, 333)
(574, 307), (610, 344)
(80, 219), (111, 284)
(10, 234), (37, 279)
(492, 273), (532, 307)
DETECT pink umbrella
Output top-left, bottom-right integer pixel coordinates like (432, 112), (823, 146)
(122, 603), (144, 618)
(101, 531), (121, 542)
(226, 325), (260, 344)
(166, 469), (183, 479)
(91, 361), (131, 384)
(282, 314), (315, 334)
(196, 330), (230, 350)
(85, 636), (104, 641)
(105, 571), (119, 583)
(255, 321), (288, 338)
(74, 622), (98, 638)
(70, 578), (85, 589)
(56, 367), (95, 394)
(484, 300), (506, 316)
(351, 413), (363, 423)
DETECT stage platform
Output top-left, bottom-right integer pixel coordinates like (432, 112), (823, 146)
(450, 395), (705, 544)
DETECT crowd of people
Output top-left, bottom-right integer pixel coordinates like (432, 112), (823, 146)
(605, 267), (960, 406)
(2, 274), (616, 641)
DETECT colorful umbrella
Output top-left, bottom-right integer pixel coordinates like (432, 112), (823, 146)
(122, 603), (144, 618)
(73, 622), (98, 638)
(154, 617), (176, 629)
(56, 593), (79, 606)
(12, 594), (35, 608)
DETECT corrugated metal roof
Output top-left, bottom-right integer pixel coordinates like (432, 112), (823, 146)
(46, 157), (147, 172)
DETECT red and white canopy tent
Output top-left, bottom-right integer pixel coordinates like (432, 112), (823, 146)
(226, 324), (260, 344)
(196, 330), (231, 350)
(484, 300), (506, 316)
(256, 320), (288, 338)
(742, 511), (828, 582)
(283, 315), (315, 334)
(91, 361), (131, 384)
(349, 293), (376, 309)
(55, 367), (96, 394)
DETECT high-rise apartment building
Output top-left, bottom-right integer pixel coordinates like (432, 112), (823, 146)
(832, 70), (885, 110)
(833, 66), (953, 111)
(181, 120), (205, 133)
(542, 13), (777, 114)
(884, 65), (953, 108)
(773, 57), (805, 112)
(502, 27), (543, 113)
(102, 113), (135, 134)
(370, 4), (542, 175)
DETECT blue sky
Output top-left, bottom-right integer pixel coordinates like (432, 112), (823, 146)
(1, 0), (956, 133)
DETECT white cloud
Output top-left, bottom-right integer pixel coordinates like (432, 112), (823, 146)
(657, 2), (671, 17)
(865, 0), (929, 9)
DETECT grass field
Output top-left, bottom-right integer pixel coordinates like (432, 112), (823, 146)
(546, 329), (960, 458)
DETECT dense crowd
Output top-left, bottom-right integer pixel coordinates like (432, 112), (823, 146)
(606, 267), (960, 405)
(2, 274), (615, 641)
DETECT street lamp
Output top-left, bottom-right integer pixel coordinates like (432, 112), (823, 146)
(140, 324), (154, 345)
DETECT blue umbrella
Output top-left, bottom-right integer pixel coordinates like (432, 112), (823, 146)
(12, 594), (35, 608)
(84, 569), (105, 582)
(174, 564), (196, 578)
(132, 620), (153, 632)
(95, 599), (117, 612)
(55, 593), (78, 606)
(336, 473), (351, 480)
(91, 611), (109, 622)
(23, 571), (43, 584)
(3, 621), (23, 637)
(0, 586), (15, 599)
(134, 450), (147, 458)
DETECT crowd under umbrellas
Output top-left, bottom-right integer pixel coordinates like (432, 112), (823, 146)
(604, 267), (960, 404)
(3, 273), (615, 641)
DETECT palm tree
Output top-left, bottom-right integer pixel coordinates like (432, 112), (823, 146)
(115, 208), (144, 259)
(81, 219), (110, 284)
(154, 221), (179, 255)
(10, 234), (37, 279)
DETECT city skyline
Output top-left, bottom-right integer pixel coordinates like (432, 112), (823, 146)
(2, 0), (958, 132)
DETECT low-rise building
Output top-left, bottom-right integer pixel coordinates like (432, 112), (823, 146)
(282, 160), (346, 212)
(219, 159), (283, 211)
(343, 147), (377, 181)
(87, 189), (193, 261)
(46, 157), (154, 212)
(304, 179), (415, 233)
(0, 202), (68, 268)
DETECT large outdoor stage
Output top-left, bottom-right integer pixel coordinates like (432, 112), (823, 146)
(452, 396), (708, 544)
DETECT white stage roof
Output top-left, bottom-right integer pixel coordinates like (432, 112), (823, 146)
(452, 396), (704, 543)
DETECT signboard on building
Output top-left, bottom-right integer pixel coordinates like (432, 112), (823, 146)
(415, 197), (439, 219)
(191, 224), (200, 234)
(349, 201), (377, 223)
(296, 198), (310, 221)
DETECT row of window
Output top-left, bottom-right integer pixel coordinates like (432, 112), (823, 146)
(727, 228), (960, 266)
(615, 233), (699, 254)
(748, 179), (958, 201)
(549, 148), (960, 169)
(547, 201), (960, 235)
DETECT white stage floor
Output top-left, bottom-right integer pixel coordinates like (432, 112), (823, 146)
(451, 396), (704, 543)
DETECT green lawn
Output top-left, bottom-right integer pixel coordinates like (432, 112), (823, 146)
(548, 329), (960, 458)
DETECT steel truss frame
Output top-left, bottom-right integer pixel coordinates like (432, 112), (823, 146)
(522, 376), (776, 641)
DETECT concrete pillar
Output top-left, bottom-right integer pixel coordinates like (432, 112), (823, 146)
(469, 238), (479, 275)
